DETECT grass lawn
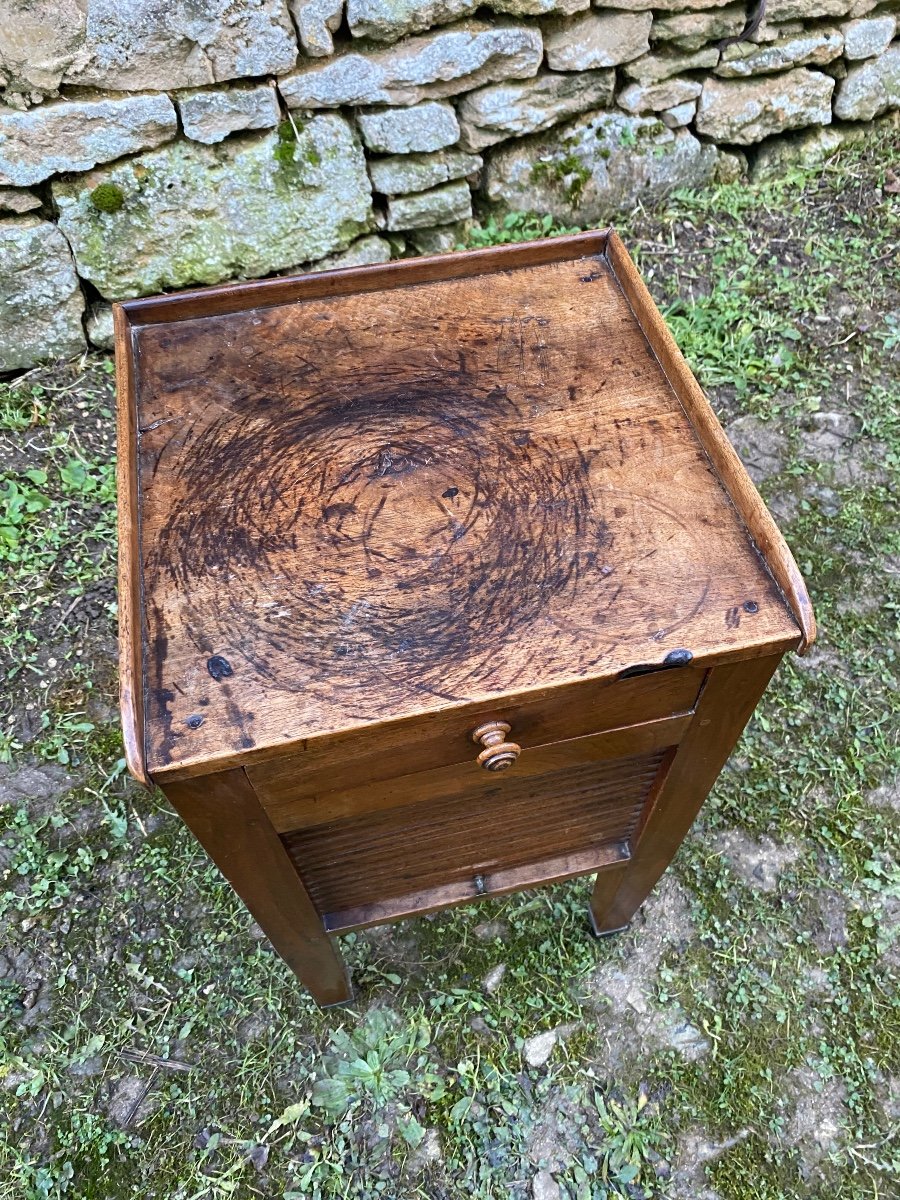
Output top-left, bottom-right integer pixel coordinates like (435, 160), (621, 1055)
(1, 128), (898, 1199)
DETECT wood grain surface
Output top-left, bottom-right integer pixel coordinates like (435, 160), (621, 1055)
(121, 239), (802, 782)
(117, 230), (614, 326)
(113, 306), (150, 787)
(323, 840), (632, 934)
(606, 232), (816, 652)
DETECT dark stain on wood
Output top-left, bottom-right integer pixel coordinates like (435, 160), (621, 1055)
(207, 655), (233, 681)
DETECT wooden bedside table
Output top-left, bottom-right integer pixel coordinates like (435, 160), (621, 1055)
(115, 230), (814, 1006)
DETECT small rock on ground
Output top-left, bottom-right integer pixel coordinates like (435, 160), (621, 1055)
(532, 1168), (561, 1200)
(587, 875), (708, 1067)
(482, 963), (506, 994)
(473, 919), (508, 941)
(405, 1127), (443, 1174)
(869, 780), (900, 812)
(726, 414), (786, 484)
(523, 1030), (557, 1068)
(0, 760), (75, 805)
(778, 1067), (848, 1163)
(811, 888), (848, 954)
(670, 1126), (750, 1198)
(105, 1075), (158, 1128)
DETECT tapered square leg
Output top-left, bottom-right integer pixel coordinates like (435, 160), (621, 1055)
(589, 656), (782, 936)
(164, 767), (352, 1006)
(589, 862), (631, 937)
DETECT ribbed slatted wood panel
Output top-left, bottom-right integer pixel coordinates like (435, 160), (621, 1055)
(282, 751), (667, 916)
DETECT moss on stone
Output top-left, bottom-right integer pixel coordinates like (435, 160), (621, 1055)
(89, 182), (125, 214)
(272, 118), (324, 189)
(53, 117), (375, 296)
(530, 152), (591, 205)
(336, 215), (371, 245)
(274, 119), (299, 170)
(636, 119), (666, 141)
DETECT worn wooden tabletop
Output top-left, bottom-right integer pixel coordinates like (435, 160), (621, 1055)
(126, 248), (799, 777)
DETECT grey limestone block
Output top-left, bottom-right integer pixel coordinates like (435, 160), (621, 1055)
(52, 116), (374, 300)
(543, 10), (651, 71)
(357, 101), (461, 153)
(834, 43), (900, 119)
(64, 0), (299, 92)
(456, 68), (614, 151)
(841, 16), (896, 61)
(306, 234), (393, 270)
(652, 5), (747, 52)
(347, 0), (478, 43)
(624, 47), (720, 86)
(0, 94), (177, 187)
(0, 216), (86, 371)
(385, 178), (473, 230)
(406, 220), (472, 253)
(291, 0), (345, 56)
(368, 149), (482, 195)
(661, 100), (698, 128)
(176, 85), (281, 145)
(714, 28), (844, 77)
(278, 20), (543, 108)
(86, 302), (114, 350)
(3, 0), (299, 98)
(618, 77), (702, 115)
(0, 187), (42, 214)
(696, 69), (835, 144)
(483, 110), (718, 226)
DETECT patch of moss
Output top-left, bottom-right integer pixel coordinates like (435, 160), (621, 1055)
(88, 182), (125, 214)
(636, 119), (665, 141)
(530, 153), (591, 205)
(329, 216), (373, 250)
(273, 118), (321, 186)
(274, 119), (298, 169)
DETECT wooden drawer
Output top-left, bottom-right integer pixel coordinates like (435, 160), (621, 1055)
(247, 664), (706, 817)
(282, 745), (675, 931)
(260, 711), (690, 833)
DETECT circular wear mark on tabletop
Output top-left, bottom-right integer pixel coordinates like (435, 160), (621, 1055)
(148, 377), (712, 706)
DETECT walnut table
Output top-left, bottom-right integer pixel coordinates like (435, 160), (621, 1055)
(115, 230), (815, 1006)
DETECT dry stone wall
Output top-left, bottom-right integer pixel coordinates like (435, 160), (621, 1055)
(1, 0), (898, 371)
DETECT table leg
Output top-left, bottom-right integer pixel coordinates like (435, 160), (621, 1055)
(164, 767), (353, 1006)
(590, 654), (783, 935)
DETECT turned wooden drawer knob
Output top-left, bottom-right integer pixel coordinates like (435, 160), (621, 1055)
(472, 720), (521, 772)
